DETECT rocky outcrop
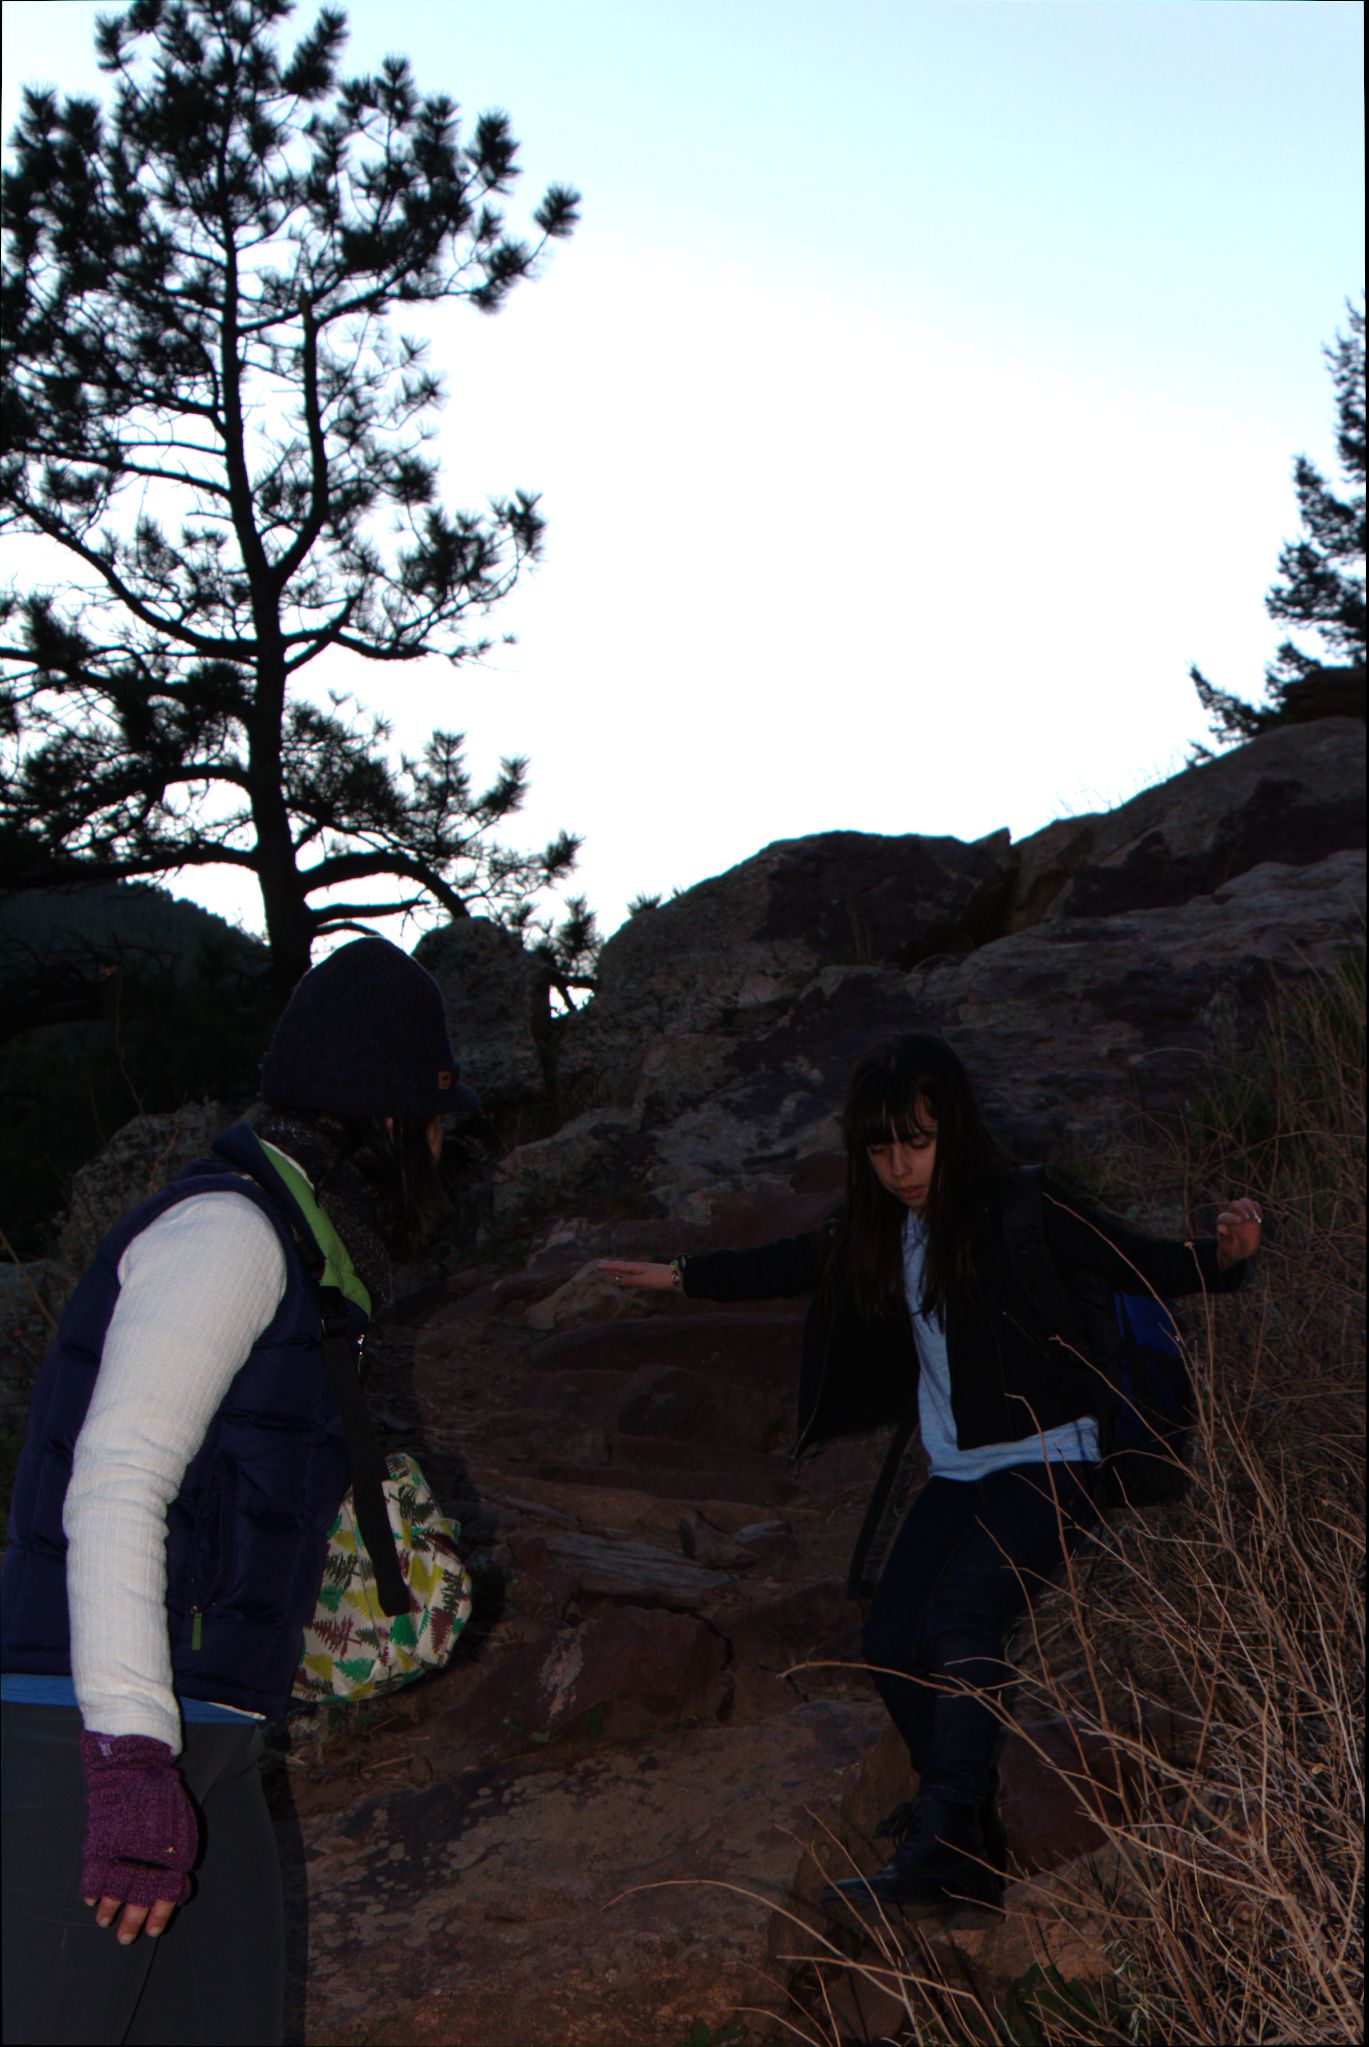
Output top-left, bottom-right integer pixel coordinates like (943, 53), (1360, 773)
(5, 716), (1363, 2046)
(57, 1101), (228, 1275)
(494, 847), (1364, 1231)
(664, 847), (1361, 1198)
(342, 720), (1368, 1154)
(1008, 714), (1365, 927)
(555, 828), (1015, 1115)
(414, 917), (554, 1124)
(1277, 663), (1365, 725)
(496, 721), (1365, 1230)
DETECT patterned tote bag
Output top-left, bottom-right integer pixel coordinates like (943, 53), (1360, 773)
(294, 1452), (474, 1703)
(246, 1140), (475, 1704)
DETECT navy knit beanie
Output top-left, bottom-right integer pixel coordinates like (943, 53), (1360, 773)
(260, 937), (477, 1121)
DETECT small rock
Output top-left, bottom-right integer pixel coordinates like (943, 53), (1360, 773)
(524, 1261), (643, 1331)
(527, 1606), (727, 1737)
(607, 1362), (788, 1456)
(679, 1511), (795, 1570)
(494, 1108), (642, 1222)
(724, 1665), (801, 1725)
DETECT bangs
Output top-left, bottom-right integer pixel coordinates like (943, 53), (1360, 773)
(846, 1081), (938, 1151)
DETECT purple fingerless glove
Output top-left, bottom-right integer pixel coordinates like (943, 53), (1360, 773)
(79, 1731), (198, 1906)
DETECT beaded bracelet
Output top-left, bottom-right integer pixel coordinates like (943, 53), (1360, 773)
(669, 1258), (685, 1293)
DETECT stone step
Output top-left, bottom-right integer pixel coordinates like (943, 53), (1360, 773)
(529, 1309), (803, 1385)
(529, 1453), (802, 1507)
(511, 1528), (734, 1612)
(607, 1429), (798, 1477)
(465, 1465), (807, 1546)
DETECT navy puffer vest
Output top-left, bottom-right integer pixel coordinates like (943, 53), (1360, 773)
(0, 1125), (363, 1719)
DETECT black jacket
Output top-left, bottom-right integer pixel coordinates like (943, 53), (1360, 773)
(681, 1171), (1245, 1592)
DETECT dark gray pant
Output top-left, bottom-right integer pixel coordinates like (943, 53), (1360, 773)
(861, 1462), (1101, 1807)
(2, 1704), (284, 2046)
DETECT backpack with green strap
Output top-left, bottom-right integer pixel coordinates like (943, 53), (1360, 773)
(253, 1141), (473, 1704)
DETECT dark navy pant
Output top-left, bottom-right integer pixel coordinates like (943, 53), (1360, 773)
(1, 1705), (283, 2046)
(861, 1462), (1101, 1808)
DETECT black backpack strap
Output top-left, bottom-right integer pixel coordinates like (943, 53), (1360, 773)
(317, 1285), (410, 1618)
(999, 1166), (1092, 1346)
(847, 1414), (917, 1599)
(1000, 1165), (1125, 1442)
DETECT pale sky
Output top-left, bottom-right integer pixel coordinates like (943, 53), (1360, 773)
(2, 0), (1364, 947)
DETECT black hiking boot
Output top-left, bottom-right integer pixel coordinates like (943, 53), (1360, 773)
(822, 1792), (1005, 1920)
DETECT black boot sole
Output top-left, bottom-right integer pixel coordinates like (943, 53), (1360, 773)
(820, 1875), (1005, 1923)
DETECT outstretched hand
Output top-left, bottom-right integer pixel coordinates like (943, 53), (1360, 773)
(1215, 1196), (1263, 1269)
(597, 1259), (677, 1292)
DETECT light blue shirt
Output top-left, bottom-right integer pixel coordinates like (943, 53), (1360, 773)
(904, 1212), (1099, 1480)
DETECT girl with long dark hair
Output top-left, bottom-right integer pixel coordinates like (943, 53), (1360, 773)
(601, 1032), (1262, 1915)
(2, 937), (473, 2045)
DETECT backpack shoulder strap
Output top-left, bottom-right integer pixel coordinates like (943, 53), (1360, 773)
(999, 1165), (1093, 1344)
(314, 1283), (409, 1617)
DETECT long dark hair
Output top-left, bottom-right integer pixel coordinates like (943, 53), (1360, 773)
(256, 1106), (449, 1259)
(328, 1113), (449, 1257)
(836, 1033), (1012, 1321)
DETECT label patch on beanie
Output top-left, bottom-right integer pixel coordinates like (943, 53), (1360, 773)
(437, 1071), (453, 1091)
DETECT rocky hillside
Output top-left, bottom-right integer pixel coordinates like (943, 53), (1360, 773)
(3, 716), (1363, 2046)
(478, 715), (1364, 1234)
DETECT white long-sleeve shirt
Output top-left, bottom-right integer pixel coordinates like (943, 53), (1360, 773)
(63, 1192), (288, 1752)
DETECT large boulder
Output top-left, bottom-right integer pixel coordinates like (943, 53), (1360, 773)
(1009, 716), (1365, 929)
(493, 1108), (645, 1221)
(556, 828), (1014, 1114)
(553, 721), (1366, 1139)
(498, 847), (1365, 1228)
(414, 917), (553, 1120)
(57, 1102), (228, 1273)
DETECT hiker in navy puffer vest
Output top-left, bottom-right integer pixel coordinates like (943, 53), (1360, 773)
(1, 937), (477, 2047)
(597, 1032), (1263, 1923)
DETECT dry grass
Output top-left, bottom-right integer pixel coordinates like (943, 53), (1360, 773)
(1045, 957), (1366, 2046)
(773, 959), (1366, 2046)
